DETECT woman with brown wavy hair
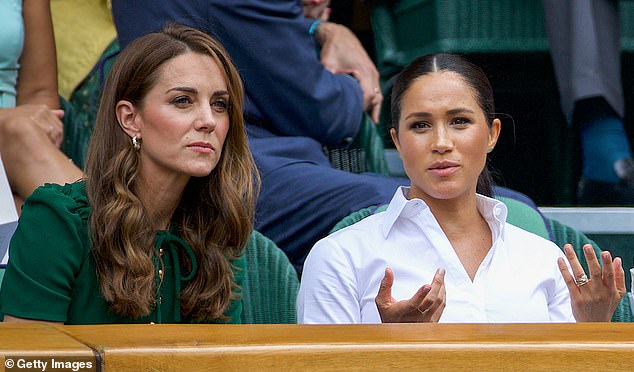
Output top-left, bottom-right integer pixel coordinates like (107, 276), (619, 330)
(0, 23), (258, 324)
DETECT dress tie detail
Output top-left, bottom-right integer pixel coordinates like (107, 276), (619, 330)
(153, 230), (198, 322)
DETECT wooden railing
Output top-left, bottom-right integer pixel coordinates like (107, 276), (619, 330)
(2, 323), (634, 371)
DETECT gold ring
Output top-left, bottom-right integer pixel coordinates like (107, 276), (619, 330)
(417, 306), (429, 317)
(576, 273), (590, 287)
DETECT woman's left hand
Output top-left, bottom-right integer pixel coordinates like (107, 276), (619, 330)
(557, 243), (626, 322)
(375, 267), (446, 323)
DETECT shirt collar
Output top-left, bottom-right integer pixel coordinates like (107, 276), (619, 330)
(381, 187), (508, 240)
(476, 193), (508, 242)
(382, 186), (427, 238)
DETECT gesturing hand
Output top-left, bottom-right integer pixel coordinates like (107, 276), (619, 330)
(375, 267), (446, 323)
(557, 244), (626, 322)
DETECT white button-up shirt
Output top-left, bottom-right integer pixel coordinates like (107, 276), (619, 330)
(297, 187), (574, 324)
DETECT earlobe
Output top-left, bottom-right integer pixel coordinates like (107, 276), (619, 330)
(115, 100), (141, 138)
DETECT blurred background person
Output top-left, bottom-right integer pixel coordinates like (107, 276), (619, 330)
(0, 0), (82, 213)
(543, 0), (634, 205)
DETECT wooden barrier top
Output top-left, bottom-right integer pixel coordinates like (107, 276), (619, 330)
(58, 323), (634, 371)
(58, 322), (634, 346)
(2, 323), (634, 371)
(0, 323), (93, 357)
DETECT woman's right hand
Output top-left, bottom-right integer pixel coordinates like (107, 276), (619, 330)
(375, 267), (446, 323)
(0, 105), (64, 147)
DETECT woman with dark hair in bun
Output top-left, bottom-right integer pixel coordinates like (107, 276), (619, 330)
(298, 53), (625, 324)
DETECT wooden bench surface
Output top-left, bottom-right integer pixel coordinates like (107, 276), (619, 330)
(0, 323), (94, 357)
(54, 323), (634, 371)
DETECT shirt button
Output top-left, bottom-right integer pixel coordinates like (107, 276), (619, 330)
(159, 248), (164, 256)
(159, 269), (164, 280)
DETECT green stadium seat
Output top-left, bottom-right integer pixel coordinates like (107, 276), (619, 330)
(240, 231), (299, 324)
(325, 113), (390, 175)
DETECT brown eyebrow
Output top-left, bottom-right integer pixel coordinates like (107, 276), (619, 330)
(404, 107), (475, 120)
(446, 108), (475, 115)
(212, 90), (230, 97)
(404, 112), (431, 120)
(165, 87), (229, 97)
(166, 86), (197, 94)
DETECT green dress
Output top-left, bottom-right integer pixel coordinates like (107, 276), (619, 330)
(0, 181), (244, 324)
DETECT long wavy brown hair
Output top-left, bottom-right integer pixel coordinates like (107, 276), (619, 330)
(85, 23), (258, 321)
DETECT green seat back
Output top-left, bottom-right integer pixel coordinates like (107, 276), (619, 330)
(497, 196), (549, 239)
(325, 113), (390, 175)
(240, 231), (299, 324)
